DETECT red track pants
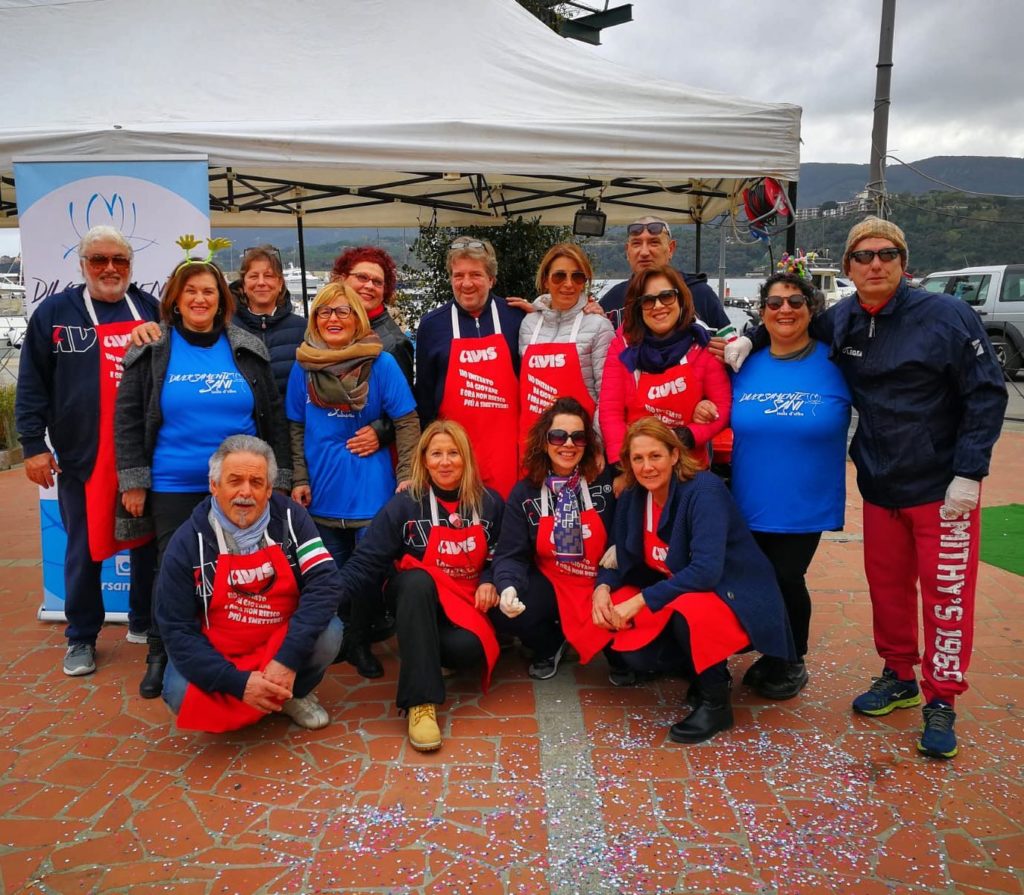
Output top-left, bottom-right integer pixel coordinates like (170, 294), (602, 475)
(862, 498), (980, 705)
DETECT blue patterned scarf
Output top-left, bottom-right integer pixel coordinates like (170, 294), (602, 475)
(547, 469), (583, 560)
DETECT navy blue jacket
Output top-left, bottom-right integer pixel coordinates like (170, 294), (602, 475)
(597, 473), (795, 661)
(414, 294), (525, 424)
(230, 282), (306, 399)
(492, 469), (616, 595)
(338, 487), (505, 596)
(599, 271), (730, 332)
(156, 493), (343, 700)
(15, 284), (159, 478)
(809, 281), (1007, 508)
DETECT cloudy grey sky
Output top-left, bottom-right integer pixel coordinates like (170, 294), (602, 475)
(589, 0), (1024, 164)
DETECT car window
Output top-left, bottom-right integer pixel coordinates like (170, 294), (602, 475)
(949, 275), (990, 306)
(920, 277), (950, 294)
(999, 271), (1024, 303)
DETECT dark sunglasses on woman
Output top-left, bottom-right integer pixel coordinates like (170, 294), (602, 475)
(546, 429), (588, 447)
(639, 288), (679, 311)
(549, 270), (587, 286)
(763, 294), (808, 310)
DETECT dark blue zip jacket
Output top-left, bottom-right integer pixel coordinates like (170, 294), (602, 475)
(229, 281), (306, 399)
(813, 281), (1007, 508)
(413, 294), (524, 424)
(597, 472), (795, 661)
(15, 284), (159, 478)
(599, 271), (730, 331)
(156, 493), (343, 700)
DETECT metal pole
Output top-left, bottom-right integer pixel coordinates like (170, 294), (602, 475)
(296, 214), (309, 318)
(786, 180), (798, 256)
(867, 0), (896, 219)
(694, 220), (702, 271)
(717, 222), (726, 301)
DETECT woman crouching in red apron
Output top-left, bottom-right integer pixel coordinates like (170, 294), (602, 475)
(338, 420), (504, 752)
(492, 397), (616, 679)
(593, 418), (795, 744)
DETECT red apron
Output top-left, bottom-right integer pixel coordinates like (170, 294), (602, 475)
(518, 313), (595, 452)
(177, 525), (300, 733)
(396, 490), (500, 691)
(609, 493), (749, 672)
(626, 357), (708, 464)
(534, 479), (611, 663)
(438, 303), (519, 498)
(82, 293), (152, 560)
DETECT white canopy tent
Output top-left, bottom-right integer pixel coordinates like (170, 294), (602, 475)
(0, 0), (801, 231)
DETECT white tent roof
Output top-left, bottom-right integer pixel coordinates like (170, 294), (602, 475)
(0, 0), (801, 228)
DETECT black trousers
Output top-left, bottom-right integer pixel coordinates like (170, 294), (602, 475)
(488, 566), (563, 658)
(388, 569), (484, 710)
(57, 474), (156, 644)
(751, 531), (822, 658)
(149, 490), (208, 643)
(616, 613), (731, 686)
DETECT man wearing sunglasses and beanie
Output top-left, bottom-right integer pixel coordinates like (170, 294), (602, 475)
(725, 217), (1007, 759)
(16, 225), (160, 677)
(598, 216), (730, 332)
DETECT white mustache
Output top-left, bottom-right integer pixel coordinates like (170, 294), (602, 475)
(232, 497), (257, 508)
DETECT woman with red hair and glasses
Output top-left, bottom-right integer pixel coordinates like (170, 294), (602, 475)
(598, 264), (731, 492)
(331, 247), (413, 386)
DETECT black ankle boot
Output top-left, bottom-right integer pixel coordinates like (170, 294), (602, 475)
(669, 681), (734, 743)
(337, 632), (383, 679)
(139, 641), (167, 699)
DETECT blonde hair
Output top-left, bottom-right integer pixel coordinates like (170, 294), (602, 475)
(535, 242), (593, 294)
(409, 420), (485, 517)
(305, 281), (371, 343)
(446, 238), (498, 279)
(621, 417), (701, 489)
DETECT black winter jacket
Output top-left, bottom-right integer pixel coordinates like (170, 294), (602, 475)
(229, 281), (306, 399)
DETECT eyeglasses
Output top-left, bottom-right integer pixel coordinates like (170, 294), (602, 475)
(450, 238), (487, 251)
(349, 271), (386, 289)
(639, 288), (679, 311)
(315, 305), (354, 320)
(82, 254), (131, 273)
(547, 429), (588, 447)
(549, 270), (587, 286)
(242, 245), (282, 262)
(848, 248), (903, 265)
(763, 294), (808, 310)
(627, 221), (671, 238)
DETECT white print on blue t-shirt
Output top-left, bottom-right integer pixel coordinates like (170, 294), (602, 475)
(166, 371), (246, 394)
(737, 391), (824, 417)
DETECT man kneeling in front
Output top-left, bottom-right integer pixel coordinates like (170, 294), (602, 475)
(158, 435), (344, 732)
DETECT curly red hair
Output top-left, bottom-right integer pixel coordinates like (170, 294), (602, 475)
(330, 246), (398, 305)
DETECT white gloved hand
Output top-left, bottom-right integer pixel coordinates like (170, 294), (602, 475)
(599, 545), (617, 570)
(940, 476), (980, 519)
(723, 335), (753, 372)
(499, 586), (526, 618)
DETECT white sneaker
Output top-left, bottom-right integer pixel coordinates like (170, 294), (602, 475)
(281, 692), (329, 730)
(125, 627), (149, 645)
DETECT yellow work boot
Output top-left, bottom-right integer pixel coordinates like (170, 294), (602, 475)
(408, 703), (441, 751)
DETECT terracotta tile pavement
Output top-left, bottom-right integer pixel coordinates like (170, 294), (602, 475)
(0, 432), (1021, 893)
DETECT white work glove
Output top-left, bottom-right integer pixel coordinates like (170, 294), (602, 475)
(499, 586), (526, 618)
(940, 476), (980, 519)
(723, 335), (753, 372)
(599, 545), (618, 570)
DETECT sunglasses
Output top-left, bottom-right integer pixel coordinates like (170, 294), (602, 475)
(627, 221), (671, 237)
(83, 254), (131, 273)
(763, 294), (808, 310)
(848, 248), (903, 265)
(639, 288), (679, 311)
(549, 270), (587, 286)
(546, 429), (588, 447)
(242, 245), (282, 262)
(450, 239), (487, 251)
(315, 305), (354, 320)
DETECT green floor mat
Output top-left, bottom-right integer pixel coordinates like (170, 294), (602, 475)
(981, 503), (1024, 577)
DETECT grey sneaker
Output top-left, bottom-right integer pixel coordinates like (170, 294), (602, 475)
(281, 693), (329, 730)
(528, 640), (568, 681)
(63, 643), (96, 676)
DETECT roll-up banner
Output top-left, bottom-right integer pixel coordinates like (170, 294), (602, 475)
(14, 156), (210, 620)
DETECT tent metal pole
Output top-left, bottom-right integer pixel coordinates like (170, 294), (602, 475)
(694, 220), (701, 271)
(786, 180), (798, 256)
(296, 215), (310, 318)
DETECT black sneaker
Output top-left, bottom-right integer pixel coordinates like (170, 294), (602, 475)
(756, 660), (809, 700)
(608, 668), (658, 687)
(917, 701), (958, 759)
(528, 641), (568, 681)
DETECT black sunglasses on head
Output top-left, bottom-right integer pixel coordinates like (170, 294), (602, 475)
(627, 221), (671, 237)
(546, 429), (588, 447)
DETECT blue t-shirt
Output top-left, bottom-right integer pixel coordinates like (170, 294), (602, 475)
(152, 331), (257, 492)
(731, 341), (852, 533)
(285, 351), (416, 521)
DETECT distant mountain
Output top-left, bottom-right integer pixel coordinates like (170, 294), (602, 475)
(797, 156), (1024, 207)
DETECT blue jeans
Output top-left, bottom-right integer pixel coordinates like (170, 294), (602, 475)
(163, 616), (344, 714)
